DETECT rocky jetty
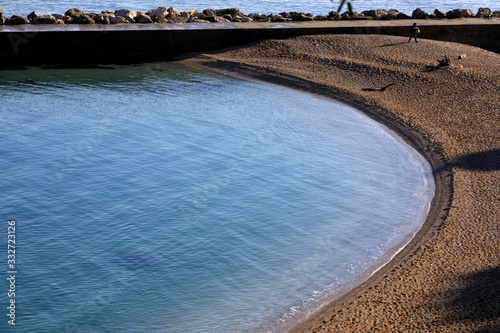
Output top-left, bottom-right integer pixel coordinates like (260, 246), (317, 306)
(0, 6), (499, 25)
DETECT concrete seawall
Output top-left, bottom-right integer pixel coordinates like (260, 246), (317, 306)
(1, 18), (499, 66)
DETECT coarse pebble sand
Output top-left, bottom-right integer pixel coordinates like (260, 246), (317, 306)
(179, 34), (500, 332)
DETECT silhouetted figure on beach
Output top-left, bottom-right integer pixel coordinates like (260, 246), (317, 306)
(409, 23), (420, 43)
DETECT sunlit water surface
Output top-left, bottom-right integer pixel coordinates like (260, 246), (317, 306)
(0, 63), (434, 332)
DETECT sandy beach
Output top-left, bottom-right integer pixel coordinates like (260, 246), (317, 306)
(179, 33), (500, 332)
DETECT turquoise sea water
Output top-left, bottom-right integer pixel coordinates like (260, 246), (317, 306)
(0, 63), (434, 332)
(0, 0), (498, 17)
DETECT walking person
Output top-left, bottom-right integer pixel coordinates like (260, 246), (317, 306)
(409, 23), (420, 43)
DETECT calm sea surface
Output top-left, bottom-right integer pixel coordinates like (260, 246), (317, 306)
(0, 63), (434, 332)
(0, 0), (498, 16)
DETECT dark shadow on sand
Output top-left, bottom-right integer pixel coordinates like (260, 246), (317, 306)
(377, 42), (409, 47)
(439, 149), (500, 172)
(435, 267), (500, 331)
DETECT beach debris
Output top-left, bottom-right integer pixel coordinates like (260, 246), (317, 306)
(362, 83), (395, 91)
(426, 55), (459, 71)
(438, 55), (452, 67)
(458, 54), (467, 59)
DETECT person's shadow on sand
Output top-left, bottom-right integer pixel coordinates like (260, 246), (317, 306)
(376, 42), (409, 47)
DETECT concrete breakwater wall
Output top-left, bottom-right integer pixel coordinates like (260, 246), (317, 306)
(0, 17), (499, 66)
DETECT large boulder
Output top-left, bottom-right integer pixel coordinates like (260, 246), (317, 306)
(328, 11), (341, 20)
(352, 13), (370, 20)
(433, 9), (447, 18)
(86, 13), (100, 21)
(110, 16), (128, 24)
(149, 6), (168, 20)
(291, 12), (307, 21)
(73, 14), (95, 24)
(189, 17), (210, 23)
(493, 11), (500, 18)
(168, 7), (181, 17)
(212, 16), (231, 23)
(0, 7), (3, 18)
(340, 11), (354, 19)
(32, 15), (59, 24)
(155, 15), (169, 23)
(206, 15), (231, 23)
(53, 14), (72, 24)
(216, 8), (244, 17)
(231, 14), (244, 22)
(255, 16), (271, 22)
(191, 11), (206, 19)
(386, 9), (400, 19)
(396, 12), (411, 19)
(363, 9), (388, 19)
(6, 15), (30, 25)
(249, 13), (268, 20)
(314, 15), (329, 21)
(136, 14), (153, 23)
(290, 12), (315, 21)
(115, 9), (137, 20)
(476, 8), (492, 18)
(203, 9), (217, 17)
(446, 9), (474, 18)
(27, 11), (39, 20)
(180, 9), (198, 19)
(166, 16), (188, 23)
(412, 8), (429, 19)
(464, 9), (474, 17)
(94, 13), (113, 24)
(65, 8), (85, 18)
(271, 14), (288, 22)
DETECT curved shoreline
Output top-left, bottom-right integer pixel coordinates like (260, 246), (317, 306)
(186, 57), (454, 331)
(178, 34), (499, 331)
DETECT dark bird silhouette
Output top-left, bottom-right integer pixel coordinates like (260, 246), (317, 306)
(362, 83), (395, 91)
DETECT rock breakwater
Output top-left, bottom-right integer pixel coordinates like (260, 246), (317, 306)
(0, 6), (499, 25)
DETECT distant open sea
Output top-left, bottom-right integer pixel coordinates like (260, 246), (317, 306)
(0, 0), (498, 17)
